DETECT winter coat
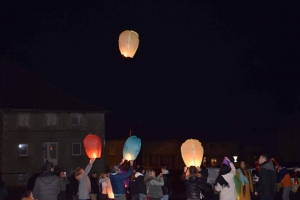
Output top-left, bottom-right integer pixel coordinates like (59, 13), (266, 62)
(90, 176), (99, 194)
(110, 166), (133, 196)
(76, 164), (92, 199)
(161, 174), (172, 195)
(129, 178), (138, 195)
(135, 173), (147, 195)
(181, 173), (202, 199)
(32, 171), (61, 200)
(215, 162), (237, 200)
(68, 172), (79, 196)
(146, 176), (164, 198)
(257, 161), (277, 197)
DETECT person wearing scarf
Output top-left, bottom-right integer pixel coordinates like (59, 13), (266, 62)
(236, 161), (253, 200)
(76, 158), (96, 200)
(215, 157), (237, 200)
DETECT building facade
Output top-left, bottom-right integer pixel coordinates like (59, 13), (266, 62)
(0, 56), (108, 188)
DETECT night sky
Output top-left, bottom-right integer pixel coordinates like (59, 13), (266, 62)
(0, 1), (298, 143)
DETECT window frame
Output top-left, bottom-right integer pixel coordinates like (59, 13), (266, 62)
(72, 143), (82, 156)
(71, 114), (83, 126)
(45, 113), (58, 127)
(18, 144), (29, 156)
(17, 113), (31, 128)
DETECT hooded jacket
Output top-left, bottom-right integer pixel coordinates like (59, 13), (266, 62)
(135, 172), (147, 195)
(32, 171), (60, 200)
(110, 166), (133, 196)
(257, 161), (277, 197)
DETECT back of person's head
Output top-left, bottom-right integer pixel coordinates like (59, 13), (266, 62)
(137, 166), (144, 173)
(110, 165), (117, 173)
(44, 161), (54, 171)
(189, 166), (197, 174)
(261, 154), (269, 160)
(162, 166), (169, 170)
(144, 169), (154, 182)
(75, 167), (83, 177)
(219, 164), (230, 175)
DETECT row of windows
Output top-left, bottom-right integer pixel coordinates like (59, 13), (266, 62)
(17, 113), (83, 127)
(18, 143), (82, 157)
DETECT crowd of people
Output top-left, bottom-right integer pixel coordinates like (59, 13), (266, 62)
(0, 154), (297, 200)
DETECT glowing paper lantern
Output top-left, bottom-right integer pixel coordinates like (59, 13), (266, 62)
(123, 136), (141, 160)
(120, 167), (130, 188)
(119, 30), (139, 58)
(181, 139), (204, 167)
(83, 134), (102, 158)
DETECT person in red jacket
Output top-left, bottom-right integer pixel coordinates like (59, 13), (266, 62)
(276, 166), (292, 200)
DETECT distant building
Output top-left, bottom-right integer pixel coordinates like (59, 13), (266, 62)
(276, 113), (300, 164)
(105, 138), (241, 170)
(0, 56), (109, 188)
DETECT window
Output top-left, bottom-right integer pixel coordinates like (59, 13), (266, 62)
(211, 157), (217, 166)
(160, 156), (170, 166)
(202, 157), (207, 166)
(44, 142), (58, 165)
(18, 114), (30, 127)
(110, 147), (115, 155)
(46, 113), (57, 126)
(18, 144), (28, 156)
(72, 114), (83, 126)
(72, 143), (81, 156)
(149, 155), (158, 165)
(210, 143), (216, 150)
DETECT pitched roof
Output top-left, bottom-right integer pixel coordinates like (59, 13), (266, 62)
(0, 56), (109, 112)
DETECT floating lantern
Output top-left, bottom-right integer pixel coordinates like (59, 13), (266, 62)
(119, 30), (139, 58)
(181, 139), (204, 167)
(83, 134), (102, 158)
(123, 136), (141, 161)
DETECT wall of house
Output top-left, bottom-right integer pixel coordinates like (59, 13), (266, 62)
(1, 110), (106, 187)
(105, 140), (126, 169)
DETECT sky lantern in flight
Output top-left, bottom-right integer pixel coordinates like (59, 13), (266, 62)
(123, 136), (141, 160)
(83, 134), (102, 158)
(118, 30), (139, 58)
(181, 139), (204, 167)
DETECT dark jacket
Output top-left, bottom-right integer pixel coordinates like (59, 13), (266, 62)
(129, 178), (138, 195)
(146, 176), (164, 198)
(135, 173), (147, 195)
(32, 171), (61, 200)
(181, 173), (204, 199)
(90, 176), (99, 194)
(0, 181), (8, 200)
(68, 172), (79, 196)
(110, 166), (133, 195)
(257, 161), (277, 197)
(161, 174), (172, 195)
(199, 166), (208, 190)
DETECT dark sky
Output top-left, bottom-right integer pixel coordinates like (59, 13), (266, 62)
(1, 1), (298, 141)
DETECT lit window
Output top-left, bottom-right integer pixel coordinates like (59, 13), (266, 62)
(72, 114), (83, 126)
(72, 143), (81, 156)
(18, 114), (30, 127)
(211, 157), (217, 166)
(19, 144), (29, 156)
(110, 147), (115, 155)
(46, 113), (57, 126)
(202, 157), (207, 166)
